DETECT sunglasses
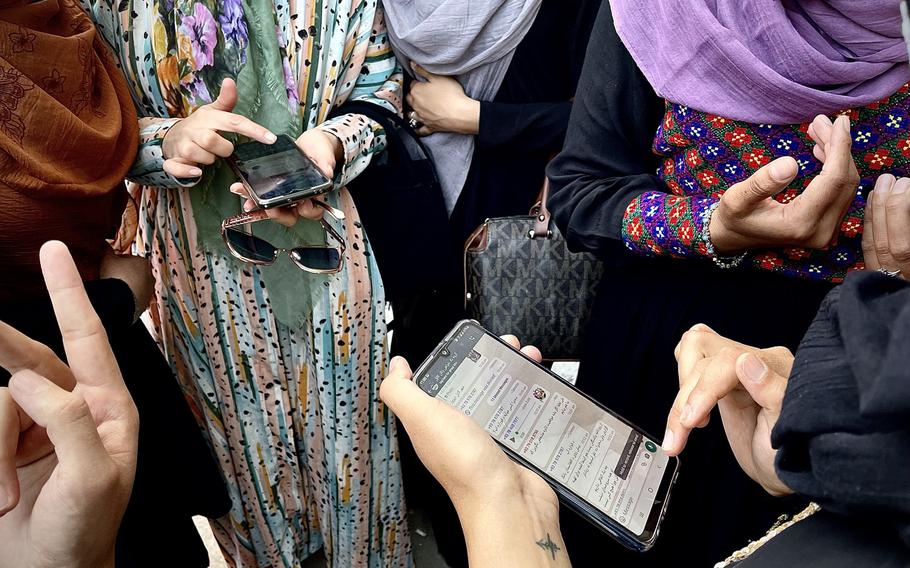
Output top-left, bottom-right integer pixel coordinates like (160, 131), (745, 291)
(221, 200), (347, 274)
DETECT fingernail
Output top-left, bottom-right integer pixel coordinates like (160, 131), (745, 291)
(893, 178), (910, 194)
(837, 114), (851, 134)
(662, 429), (675, 452)
(769, 158), (796, 182)
(243, 201), (254, 212)
(875, 174), (896, 194)
(741, 354), (768, 384)
(188, 167), (203, 177)
(10, 370), (43, 395)
(0, 484), (8, 512)
(680, 404), (693, 425)
(264, 132), (277, 144)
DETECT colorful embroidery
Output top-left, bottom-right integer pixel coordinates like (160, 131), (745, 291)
(621, 86), (910, 282)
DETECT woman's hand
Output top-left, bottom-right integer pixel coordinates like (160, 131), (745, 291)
(406, 63), (480, 136)
(380, 337), (570, 568)
(708, 114), (859, 254)
(234, 128), (343, 227)
(862, 174), (910, 279)
(0, 241), (139, 568)
(665, 324), (793, 497)
(161, 78), (277, 179)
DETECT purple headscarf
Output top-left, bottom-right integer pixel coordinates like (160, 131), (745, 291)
(609, 0), (910, 123)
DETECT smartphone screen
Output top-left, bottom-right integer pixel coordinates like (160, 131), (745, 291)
(232, 135), (331, 206)
(414, 321), (679, 550)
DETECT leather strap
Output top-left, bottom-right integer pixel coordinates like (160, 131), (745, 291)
(530, 178), (552, 239)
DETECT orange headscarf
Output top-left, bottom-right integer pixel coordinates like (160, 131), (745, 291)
(0, 0), (140, 300)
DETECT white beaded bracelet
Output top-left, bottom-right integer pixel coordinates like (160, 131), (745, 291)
(701, 202), (748, 269)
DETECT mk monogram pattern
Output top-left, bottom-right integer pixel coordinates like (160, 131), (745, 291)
(466, 216), (604, 359)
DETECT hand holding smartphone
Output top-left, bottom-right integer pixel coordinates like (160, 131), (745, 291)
(229, 135), (333, 209)
(413, 321), (680, 551)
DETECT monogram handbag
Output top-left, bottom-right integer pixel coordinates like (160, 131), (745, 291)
(464, 180), (604, 360)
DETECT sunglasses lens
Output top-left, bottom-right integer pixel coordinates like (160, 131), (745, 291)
(224, 227), (277, 263)
(289, 247), (342, 271)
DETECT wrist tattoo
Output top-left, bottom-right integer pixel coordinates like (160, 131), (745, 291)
(536, 533), (561, 560)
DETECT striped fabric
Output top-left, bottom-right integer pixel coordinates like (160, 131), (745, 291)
(80, 0), (411, 566)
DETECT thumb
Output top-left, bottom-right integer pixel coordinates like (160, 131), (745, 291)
(735, 353), (788, 415)
(379, 356), (425, 418)
(210, 78), (238, 112)
(723, 157), (798, 213)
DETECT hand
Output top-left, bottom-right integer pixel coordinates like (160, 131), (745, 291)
(234, 128), (343, 227)
(709, 114), (859, 254)
(406, 62), (480, 136)
(862, 174), (910, 279)
(380, 336), (569, 568)
(162, 78), (277, 179)
(665, 324), (792, 496)
(100, 247), (154, 321)
(0, 241), (139, 568)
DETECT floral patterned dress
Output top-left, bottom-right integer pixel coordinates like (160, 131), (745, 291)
(81, 0), (410, 566)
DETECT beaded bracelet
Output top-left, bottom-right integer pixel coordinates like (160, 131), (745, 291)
(701, 201), (748, 269)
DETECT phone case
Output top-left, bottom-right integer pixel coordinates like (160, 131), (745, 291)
(413, 320), (680, 552)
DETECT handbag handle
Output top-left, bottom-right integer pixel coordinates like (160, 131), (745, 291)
(529, 178), (553, 240)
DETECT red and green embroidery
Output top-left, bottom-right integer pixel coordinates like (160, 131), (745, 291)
(620, 84), (910, 282)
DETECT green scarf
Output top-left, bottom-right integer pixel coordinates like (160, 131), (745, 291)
(189, 0), (327, 328)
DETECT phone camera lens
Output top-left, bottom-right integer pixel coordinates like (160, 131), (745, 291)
(440, 348), (450, 357)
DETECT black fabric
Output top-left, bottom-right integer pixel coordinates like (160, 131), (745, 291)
(545, 0), (667, 260)
(732, 510), (910, 568)
(329, 100), (451, 300)
(545, 3), (834, 566)
(0, 279), (231, 568)
(449, 0), (601, 246)
(772, 272), (910, 548)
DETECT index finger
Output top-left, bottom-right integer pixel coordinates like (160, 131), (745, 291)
(206, 110), (277, 145)
(39, 241), (122, 391)
(0, 321), (74, 391)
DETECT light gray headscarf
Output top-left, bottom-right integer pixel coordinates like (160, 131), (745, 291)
(384, 0), (543, 214)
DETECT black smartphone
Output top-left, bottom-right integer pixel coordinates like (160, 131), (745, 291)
(413, 320), (680, 552)
(229, 134), (333, 209)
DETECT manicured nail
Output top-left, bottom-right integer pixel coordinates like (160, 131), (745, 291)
(741, 354), (768, 384)
(243, 201), (254, 212)
(264, 132), (277, 144)
(188, 167), (203, 177)
(662, 429), (675, 451)
(893, 178), (910, 194)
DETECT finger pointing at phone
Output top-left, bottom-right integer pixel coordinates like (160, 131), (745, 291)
(162, 78), (277, 179)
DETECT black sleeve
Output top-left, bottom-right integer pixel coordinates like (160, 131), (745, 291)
(0, 279), (135, 384)
(476, 101), (573, 152)
(545, 0), (667, 258)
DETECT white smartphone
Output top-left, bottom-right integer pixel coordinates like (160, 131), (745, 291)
(413, 320), (680, 552)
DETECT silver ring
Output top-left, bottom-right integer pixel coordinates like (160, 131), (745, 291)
(878, 267), (902, 277)
(408, 117), (419, 129)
